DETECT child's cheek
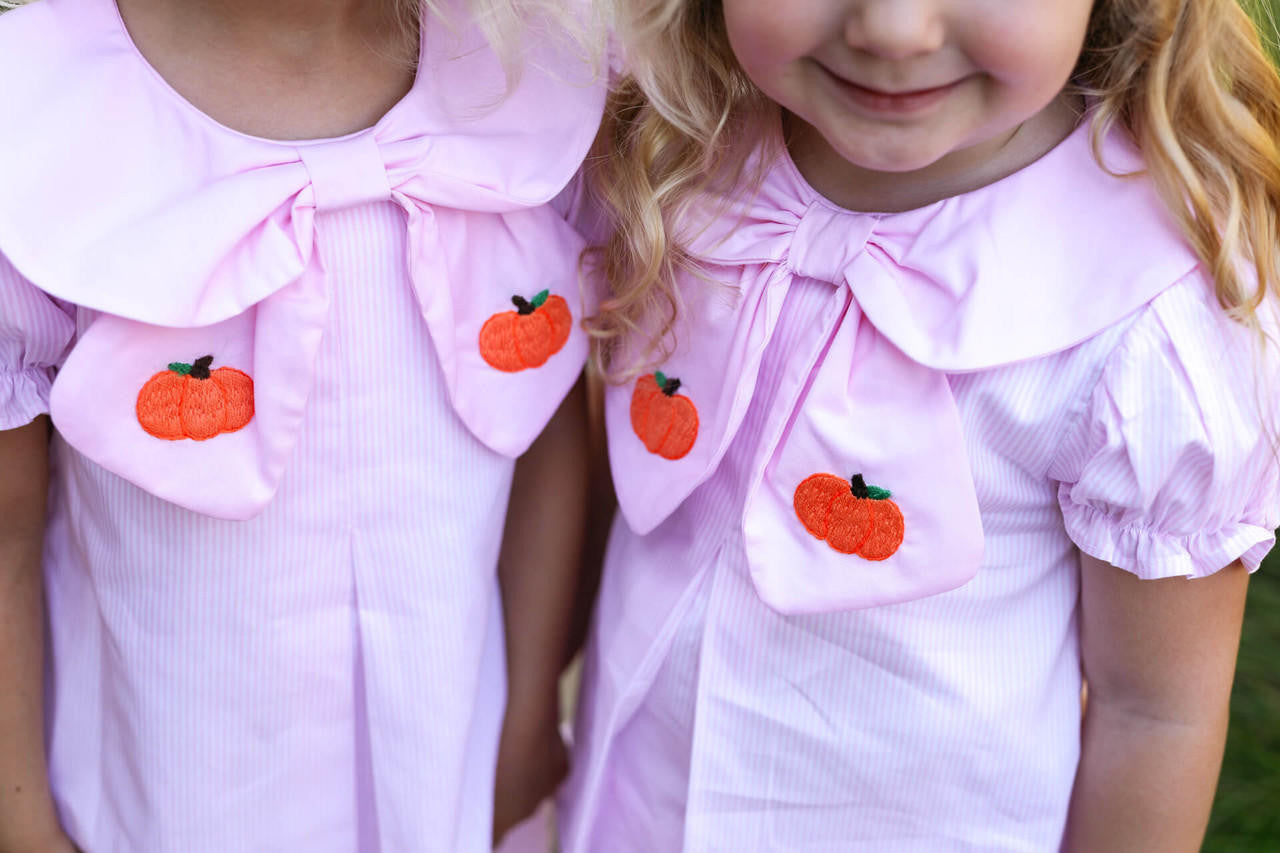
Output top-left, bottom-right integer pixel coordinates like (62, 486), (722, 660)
(721, 0), (829, 76)
(957, 0), (1092, 90)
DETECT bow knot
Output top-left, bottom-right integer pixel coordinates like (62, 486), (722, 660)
(299, 135), (394, 213)
(0, 0), (608, 520)
(605, 120), (1202, 614)
(787, 203), (878, 286)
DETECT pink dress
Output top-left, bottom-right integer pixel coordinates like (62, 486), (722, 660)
(559, 120), (1280, 851)
(0, 0), (603, 849)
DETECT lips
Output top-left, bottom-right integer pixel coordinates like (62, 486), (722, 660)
(822, 67), (967, 116)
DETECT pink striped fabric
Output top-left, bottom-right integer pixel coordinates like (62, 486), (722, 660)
(2, 203), (516, 850)
(0, 0), (607, 848)
(0, 255), (70, 430)
(560, 208), (1280, 851)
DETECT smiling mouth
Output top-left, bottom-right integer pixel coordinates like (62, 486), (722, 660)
(824, 70), (967, 116)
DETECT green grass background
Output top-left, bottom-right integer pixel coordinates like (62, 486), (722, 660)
(0, 0), (1274, 848)
(1207, 6), (1279, 847)
(1206, 547), (1280, 850)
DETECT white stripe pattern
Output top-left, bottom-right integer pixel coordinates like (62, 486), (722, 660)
(562, 272), (1280, 852)
(3, 202), (513, 851)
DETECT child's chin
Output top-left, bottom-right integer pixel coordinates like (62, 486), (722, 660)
(832, 136), (959, 176)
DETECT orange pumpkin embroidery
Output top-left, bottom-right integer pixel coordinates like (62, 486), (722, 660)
(793, 473), (904, 560)
(630, 371), (699, 460)
(136, 355), (255, 441)
(479, 289), (572, 372)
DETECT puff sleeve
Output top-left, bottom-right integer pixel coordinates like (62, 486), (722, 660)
(0, 252), (74, 430)
(1051, 276), (1280, 578)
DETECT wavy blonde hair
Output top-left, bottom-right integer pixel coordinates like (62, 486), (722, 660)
(415, 0), (598, 77)
(585, 0), (1280, 376)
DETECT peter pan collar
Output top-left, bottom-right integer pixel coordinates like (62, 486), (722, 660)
(0, 0), (606, 518)
(608, 117), (1201, 612)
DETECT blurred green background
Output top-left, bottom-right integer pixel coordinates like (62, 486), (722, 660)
(0, 0), (1274, 848)
(1207, 548), (1280, 850)
(1208, 5), (1279, 848)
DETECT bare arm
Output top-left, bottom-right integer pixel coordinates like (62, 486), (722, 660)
(0, 418), (73, 853)
(492, 377), (590, 842)
(565, 366), (614, 667)
(1064, 553), (1249, 853)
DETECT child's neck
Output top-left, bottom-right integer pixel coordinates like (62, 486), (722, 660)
(784, 94), (1082, 214)
(117, 0), (417, 141)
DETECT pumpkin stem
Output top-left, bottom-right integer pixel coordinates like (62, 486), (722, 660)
(849, 474), (870, 499)
(511, 295), (535, 315)
(850, 473), (891, 500)
(531, 289), (550, 308)
(189, 355), (214, 380)
(659, 374), (681, 396)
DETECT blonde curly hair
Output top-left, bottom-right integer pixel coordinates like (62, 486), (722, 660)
(585, 0), (1280, 377)
(417, 0), (598, 77)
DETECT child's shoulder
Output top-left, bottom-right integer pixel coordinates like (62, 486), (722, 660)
(0, 0), (55, 31)
(0, 0), (91, 61)
(0, 0), (123, 133)
(971, 263), (1265, 457)
(1084, 263), (1276, 438)
(1042, 264), (1280, 574)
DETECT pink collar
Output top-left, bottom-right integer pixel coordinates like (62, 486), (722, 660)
(609, 119), (1201, 613)
(0, 0), (605, 518)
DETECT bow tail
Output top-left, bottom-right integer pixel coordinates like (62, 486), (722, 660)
(604, 263), (804, 536)
(49, 255), (331, 520)
(743, 305), (984, 614)
(401, 196), (593, 458)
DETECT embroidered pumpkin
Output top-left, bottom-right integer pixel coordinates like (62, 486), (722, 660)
(479, 289), (572, 372)
(793, 473), (904, 560)
(630, 371), (699, 460)
(136, 355), (255, 441)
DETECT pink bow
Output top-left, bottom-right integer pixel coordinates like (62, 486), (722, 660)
(606, 122), (1200, 613)
(0, 0), (605, 518)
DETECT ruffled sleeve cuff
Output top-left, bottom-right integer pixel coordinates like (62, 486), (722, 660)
(0, 250), (75, 431)
(1060, 492), (1276, 579)
(1049, 277), (1280, 580)
(0, 366), (55, 431)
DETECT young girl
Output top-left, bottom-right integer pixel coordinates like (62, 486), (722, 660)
(0, 0), (602, 849)
(562, 1), (1280, 850)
